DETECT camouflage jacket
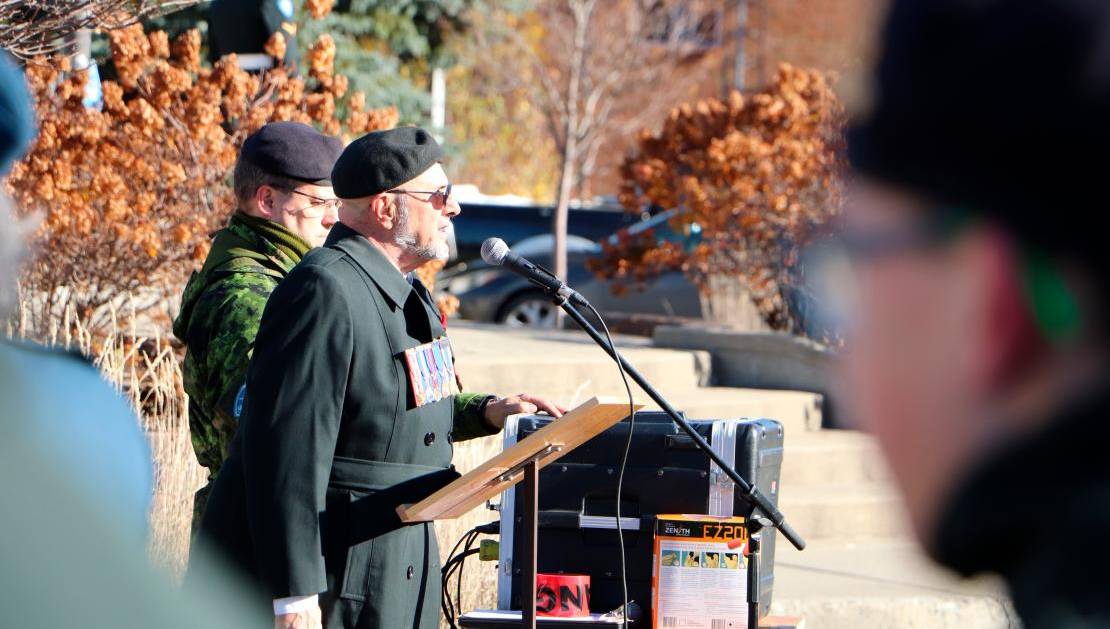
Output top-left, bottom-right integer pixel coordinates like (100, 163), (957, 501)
(173, 212), (312, 481)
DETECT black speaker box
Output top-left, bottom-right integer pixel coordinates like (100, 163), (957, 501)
(497, 412), (785, 626)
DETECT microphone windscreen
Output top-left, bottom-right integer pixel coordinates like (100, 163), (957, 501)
(481, 237), (509, 266)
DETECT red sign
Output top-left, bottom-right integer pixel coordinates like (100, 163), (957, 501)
(535, 573), (591, 617)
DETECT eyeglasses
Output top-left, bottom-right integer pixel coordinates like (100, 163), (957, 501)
(289, 189), (341, 212)
(797, 208), (973, 338)
(387, 183), (453, 209)
(287, 189), (340, 219)
(829, 210), (971, 262)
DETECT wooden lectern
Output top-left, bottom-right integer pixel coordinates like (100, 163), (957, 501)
(398, 397), (642, 629)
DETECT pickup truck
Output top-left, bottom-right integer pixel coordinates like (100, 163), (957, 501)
(445, 209), (705, 328)
(451, 201), (641, 265)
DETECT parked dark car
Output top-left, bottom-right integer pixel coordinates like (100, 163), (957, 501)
(451, 201), (640, 265)
(445, 210), (704, 327)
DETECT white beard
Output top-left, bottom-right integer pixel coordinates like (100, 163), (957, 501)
(392, 196), (448, 262)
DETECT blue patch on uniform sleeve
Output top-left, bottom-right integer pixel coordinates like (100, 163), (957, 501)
(233, 384), (247, 420)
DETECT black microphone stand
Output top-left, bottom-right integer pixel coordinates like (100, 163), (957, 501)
(552, 295), (806, 550)
(548, 291), (807, 624)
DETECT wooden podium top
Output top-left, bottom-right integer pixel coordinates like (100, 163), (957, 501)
(397, 396), (640, 522)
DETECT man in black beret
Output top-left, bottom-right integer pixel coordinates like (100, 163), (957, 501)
(830, 0), (1110, 626)
(225, 126), (563, 628)
(174, 120), (343, 527)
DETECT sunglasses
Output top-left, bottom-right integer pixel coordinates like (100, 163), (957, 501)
(387, 183), (453, 209)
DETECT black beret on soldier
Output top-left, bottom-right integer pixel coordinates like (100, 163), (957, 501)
(331, 127), (443, 199)
(240, 121), (343, 185)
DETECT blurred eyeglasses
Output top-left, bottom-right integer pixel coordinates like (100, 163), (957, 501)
(290, 189), (341, 217)
(388, 183), (453, 209)
(799, 209), (972, 336)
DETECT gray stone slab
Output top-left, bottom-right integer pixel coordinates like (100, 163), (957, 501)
(653, 326), (834, 393)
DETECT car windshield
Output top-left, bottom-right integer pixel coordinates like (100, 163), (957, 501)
(609, 209), (702, 250)
(511, 234), (601, 257)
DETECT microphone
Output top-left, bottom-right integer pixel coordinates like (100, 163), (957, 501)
(480, 238), (588, 306)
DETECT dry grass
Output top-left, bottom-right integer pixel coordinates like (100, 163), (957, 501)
(438, 435), (506, 619)
(9, 292), (504, 617)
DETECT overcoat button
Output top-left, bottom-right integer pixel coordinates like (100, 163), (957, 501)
(424, 432), (436, 446)
(446, 431), (454, 444)
(407, 565), (415, 579)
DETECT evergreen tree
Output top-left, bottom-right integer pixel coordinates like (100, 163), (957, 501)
(99, 1), (502, 124)
(301, 0), (501, 123)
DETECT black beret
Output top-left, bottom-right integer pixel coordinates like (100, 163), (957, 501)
(240, 121), (343, 185)
(331, 127), (443, 199)
(848, 0), (1110, 272)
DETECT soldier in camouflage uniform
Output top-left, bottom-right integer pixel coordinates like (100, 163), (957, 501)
(173, 121), (344, 525)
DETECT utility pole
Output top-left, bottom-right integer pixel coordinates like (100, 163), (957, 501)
(431, 67), (446, 144)
(733, 0), (748, 91)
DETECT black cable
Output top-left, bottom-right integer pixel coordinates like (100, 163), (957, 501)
(442, 528), (480, 628)
(475, 521), (500, 535)
(453, 532), (480, 625)
(442, 555), (456, 627)
(585, 301), (636, 629)
(444, 527), (475, 575)
(457, 532), (480, 625)
(442, 532), (469, 625)
(443, 545), (480, 573)
(442, 522), (497, 626)
(444, 544), (467, 626)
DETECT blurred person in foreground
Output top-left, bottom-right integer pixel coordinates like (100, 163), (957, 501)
(199, 127), (564, 629)
(173, 121), (343, 525)
(1, 50), (152, 543)
(0, 51), (263, 628)
(833, 0), (1110, 626)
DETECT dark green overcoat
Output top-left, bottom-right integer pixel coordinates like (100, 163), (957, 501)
(198, 222), (496, 628)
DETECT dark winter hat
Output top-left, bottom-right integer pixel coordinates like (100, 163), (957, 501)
(240, 121), (343, 185)
(848, 0), (1110, 271)
(330, 127), (443, 199)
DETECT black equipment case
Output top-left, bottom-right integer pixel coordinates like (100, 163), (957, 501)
(495, 412), (785, 626)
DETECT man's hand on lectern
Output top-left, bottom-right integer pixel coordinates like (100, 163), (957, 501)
(483, 394), (566, 429)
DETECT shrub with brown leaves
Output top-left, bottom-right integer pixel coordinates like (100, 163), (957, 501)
(590, 64), (845, 332)
(5, 23), (399, 337)
(304, 0), (335, 20)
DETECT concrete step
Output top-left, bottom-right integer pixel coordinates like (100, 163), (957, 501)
(781, 429), (889, 487)
(776, 481), (908, 540)
(450, 323), (710, 403)
(640, 387), (824, 435)
(449, 324), (825, 437)
(770, 538), (1015, 628)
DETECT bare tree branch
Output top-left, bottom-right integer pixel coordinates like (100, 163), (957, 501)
(0, 0), (201, 60)
(459, 0), (711, 321)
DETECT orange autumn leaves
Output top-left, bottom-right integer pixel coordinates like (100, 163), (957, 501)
(5, 22), (397, 333)
(304, 0), (336, 20)
(592, 64), (844, 330)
